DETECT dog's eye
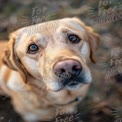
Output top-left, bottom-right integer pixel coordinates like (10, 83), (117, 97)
(27, 44), (39, 54)
(68, 35), (81, 43)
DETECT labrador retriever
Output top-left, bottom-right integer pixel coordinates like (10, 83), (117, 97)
(0, 18), (100, 122)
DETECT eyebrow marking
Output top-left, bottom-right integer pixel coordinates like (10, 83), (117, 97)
(69, 21), (85, 32)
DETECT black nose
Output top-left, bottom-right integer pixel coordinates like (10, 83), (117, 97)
(53, 59), (82, 79)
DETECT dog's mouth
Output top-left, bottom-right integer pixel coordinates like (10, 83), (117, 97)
(67, 81), (79, 86)
(62, 76), (85, 88)
(50, 76), (87, 92)
(47, 77), (85, 92)
(47, 70), (92, 92)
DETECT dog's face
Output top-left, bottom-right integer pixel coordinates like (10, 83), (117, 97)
(3, 18), (100, 92)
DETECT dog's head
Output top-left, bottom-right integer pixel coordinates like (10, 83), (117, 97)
(2, 18), (100, 92)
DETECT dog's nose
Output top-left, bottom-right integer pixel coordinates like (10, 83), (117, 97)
(53, 59), (82, 78)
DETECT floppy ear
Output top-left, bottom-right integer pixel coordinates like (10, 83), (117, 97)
(87, 30), (100, 63)
(72, 17), (101, 63)
(2, 31), (27, 83)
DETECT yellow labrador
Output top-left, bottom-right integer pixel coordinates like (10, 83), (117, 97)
(0, 18), (100, 122)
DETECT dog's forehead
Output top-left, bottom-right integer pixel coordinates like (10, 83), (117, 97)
(23, 19), (84, 34)
(15, 18), (85, 45)
(15, 20), (60, 45)
(23, 21), (59, 35)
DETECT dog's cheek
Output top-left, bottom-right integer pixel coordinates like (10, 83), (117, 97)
(21, 57), (40, 79)
(81, 42), (90, 62)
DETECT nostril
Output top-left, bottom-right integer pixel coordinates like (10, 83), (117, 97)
(61, 68), (65, 73)
(72, 64), (82, 76)
(54, 68), (66, 77)
(72, 65), (81, 71)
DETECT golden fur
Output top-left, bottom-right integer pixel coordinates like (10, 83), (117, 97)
(0, 18), (100, 122)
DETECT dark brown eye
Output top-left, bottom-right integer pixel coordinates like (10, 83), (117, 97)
(27, 44), (39, 54)
(68, 35), (81, 43)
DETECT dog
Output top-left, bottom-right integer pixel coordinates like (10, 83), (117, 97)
(0, 18), (100, 122)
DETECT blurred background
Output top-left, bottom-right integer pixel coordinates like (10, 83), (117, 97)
(0, 0), (121, 122)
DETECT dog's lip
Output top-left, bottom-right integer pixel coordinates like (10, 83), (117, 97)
(49, 76), (86, 92)
(67, 81), (80, 86)
(51, 77), (85, 92)
(49, 82), (81, 92)
(50, 79), (88, 93)
(62, 76), (85, 86)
